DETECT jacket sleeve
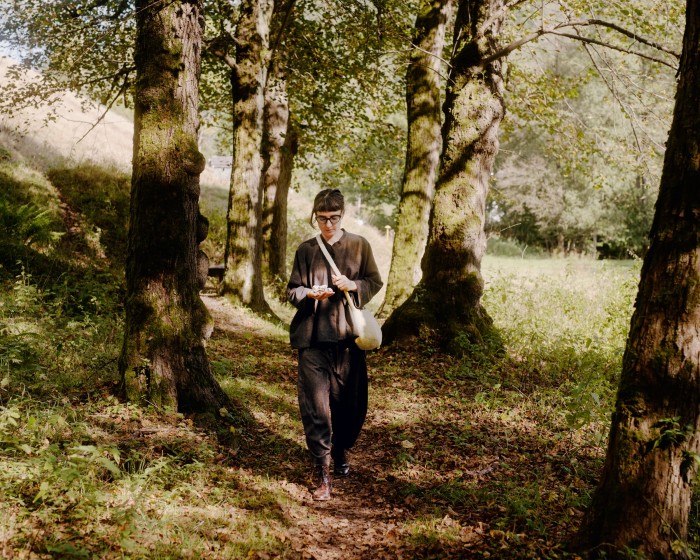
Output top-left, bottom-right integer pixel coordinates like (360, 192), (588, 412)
(287, 248), (312, 309)
(354, 239), (383, 308)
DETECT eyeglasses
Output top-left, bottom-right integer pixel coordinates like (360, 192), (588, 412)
(315, 215), (342, 225)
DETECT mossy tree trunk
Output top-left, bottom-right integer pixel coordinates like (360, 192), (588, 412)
(574, 1), (700, 556)
(223, 0), (275, 312)
(382, 0), (505, 350)
(380, 0), (453, 317)
(262, 55), (297, 289)
(120, 0), (232, 413)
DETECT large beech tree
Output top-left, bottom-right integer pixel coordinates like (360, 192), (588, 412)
(380, 0), (454, 316)
(382, 0), (506, 349)
(574, 0), (700, 555)
(119, 0), (231, 412)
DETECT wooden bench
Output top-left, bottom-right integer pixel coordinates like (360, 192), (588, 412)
(208, 264), (225, 281)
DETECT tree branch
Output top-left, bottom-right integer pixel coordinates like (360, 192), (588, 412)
(76, 74), (129, 144)
(547, 31), (678, 69)
(270, 0), (297, 55)
(481, 20), (679, 69)
(74, 65), (136, 88)
(568, 19), (680, 58)
(204, 35), (237, 70)
(478, 0), (531, 36)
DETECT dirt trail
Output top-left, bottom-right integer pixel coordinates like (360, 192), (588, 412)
(196, 294), (590, 559)
(202, 295), (413, 560)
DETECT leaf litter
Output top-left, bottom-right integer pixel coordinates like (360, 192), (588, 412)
(197, 294), (604, 559)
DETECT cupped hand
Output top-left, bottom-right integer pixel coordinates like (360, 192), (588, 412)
(308, 286), (334, 300)
(308, 290), (333, 301)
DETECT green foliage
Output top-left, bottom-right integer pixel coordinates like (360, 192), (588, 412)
(0, 161), (63, 260)
(199, 182), (229, 265)
(200, 0), (412, 223)
(486, 236), (545, 258)
(481, 257), (640, 431)
(651, 417), (692, 451)
(0, 0), (135, 118)
(491, 0), (682, 257)
(46, 164), (130, 266)
(0, 200), (62, 248)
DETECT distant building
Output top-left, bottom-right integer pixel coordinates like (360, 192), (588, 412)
(208, 155), (232, 174)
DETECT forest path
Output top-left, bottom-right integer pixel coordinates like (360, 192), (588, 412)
(200, 294), (583, 560)
(202, 295), (419, 560)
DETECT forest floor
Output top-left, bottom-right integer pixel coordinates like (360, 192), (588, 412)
(0, 249), (649, 559)
(176, 292), (607, 560)
(2, 256), (642, 559)
(0, 147), (638, 559)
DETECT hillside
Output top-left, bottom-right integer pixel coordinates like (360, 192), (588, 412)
(0, 56), (134, 169)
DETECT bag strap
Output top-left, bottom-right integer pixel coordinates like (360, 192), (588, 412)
(315, 234), (356, 308)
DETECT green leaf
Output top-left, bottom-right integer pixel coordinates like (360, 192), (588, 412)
(18, 443), (32, 454)
(97, 457), (121, 478)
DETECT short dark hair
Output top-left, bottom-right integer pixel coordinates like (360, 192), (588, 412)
(310, 189), (344, 226)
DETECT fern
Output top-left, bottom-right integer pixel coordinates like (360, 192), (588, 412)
(0, 200), (62, 248)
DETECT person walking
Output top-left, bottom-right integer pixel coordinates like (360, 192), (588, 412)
(287, 188), (383, 500)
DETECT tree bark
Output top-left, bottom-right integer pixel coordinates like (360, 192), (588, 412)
(223, 0), (275, 311)
(382, 0), (505, 351)
(380, 0), (453, 317)
(262, 55), (297, 288)
(119, 0), (231, 413)
(574, 2), (700, 557)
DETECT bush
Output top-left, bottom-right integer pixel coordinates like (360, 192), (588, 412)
(486, 236), (544, 258)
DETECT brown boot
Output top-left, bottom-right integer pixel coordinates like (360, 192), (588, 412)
(312, 464), (332, 501)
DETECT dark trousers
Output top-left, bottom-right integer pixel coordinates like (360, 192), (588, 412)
(297, 343), (368, 466)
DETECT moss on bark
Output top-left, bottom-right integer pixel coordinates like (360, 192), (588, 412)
(383, 0), (505, 353)
(119, 0), (232, 414)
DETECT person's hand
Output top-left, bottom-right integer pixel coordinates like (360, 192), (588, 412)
(331, 274), (357, 292)
(308, 285), (334, 300)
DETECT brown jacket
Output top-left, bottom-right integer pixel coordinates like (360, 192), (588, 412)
(287, 230), (383, 349)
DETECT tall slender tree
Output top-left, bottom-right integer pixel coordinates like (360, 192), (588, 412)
(222, 0), (275, 311)
(119, 0), (231, 412)
(380, 0), (454, 316)
(261, 56), (297, 287)
(382, 0), (506, 349)
(574, 1), (700, 556)
(261, 0), (298, 287)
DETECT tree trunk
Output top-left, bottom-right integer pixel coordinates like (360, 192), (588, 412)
(380, 0), (453, 317)
(223, 0), (275, 312)
(382, 0), (505, 351)
(574, 2), (700, 557)
(261, 55), (297, 288)
(119, 0), (231, 413)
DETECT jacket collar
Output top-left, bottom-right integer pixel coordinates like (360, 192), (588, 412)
(325, 228), (345, 246)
